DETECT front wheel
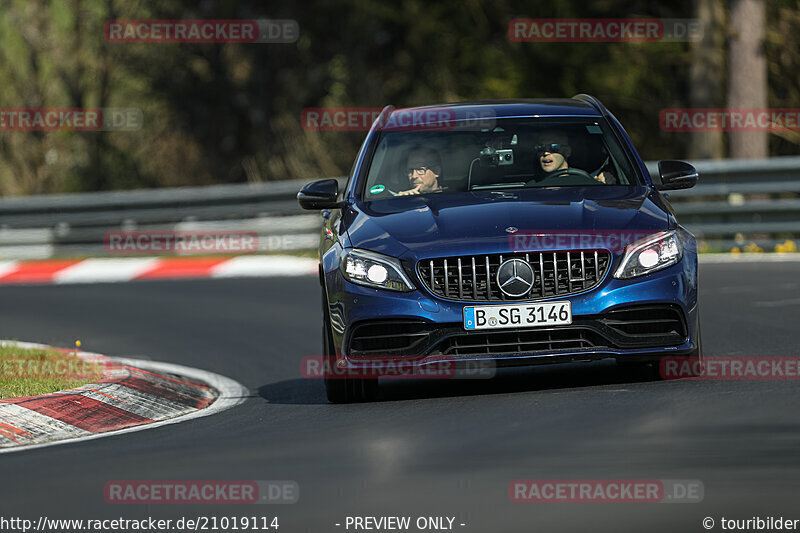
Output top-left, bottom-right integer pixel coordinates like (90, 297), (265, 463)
(322, 292), (378, 403)
(682, 316), (704, 374)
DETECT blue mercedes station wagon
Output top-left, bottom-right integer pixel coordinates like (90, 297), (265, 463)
(298, 95), (701, 403)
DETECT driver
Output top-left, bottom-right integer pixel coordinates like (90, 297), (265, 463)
(397, 147), (444, 195)
(534, 130), (608, 185)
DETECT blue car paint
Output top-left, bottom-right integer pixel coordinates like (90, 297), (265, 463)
(318, 99), (699, 368)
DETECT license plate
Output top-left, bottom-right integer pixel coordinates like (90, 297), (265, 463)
(463, 301), (572, 330)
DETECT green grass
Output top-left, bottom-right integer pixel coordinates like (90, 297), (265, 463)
(0, 343), (103, 400)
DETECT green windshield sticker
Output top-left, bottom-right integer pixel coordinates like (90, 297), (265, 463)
(369, 184), (386, 194)
(586, 125), (602, 134)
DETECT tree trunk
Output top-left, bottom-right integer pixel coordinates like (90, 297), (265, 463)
(689, 0), (726, 159)
(728, 0), (768, 158)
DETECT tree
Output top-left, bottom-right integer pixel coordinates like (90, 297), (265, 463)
(727, 0), (768, 158)
(689, 0), (725, 159)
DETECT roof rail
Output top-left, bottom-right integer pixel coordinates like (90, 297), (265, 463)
(572, 94), (610, 117)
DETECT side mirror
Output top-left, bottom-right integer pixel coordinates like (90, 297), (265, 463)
(656, 160), (698, 191)
(297, 179), (345, 210)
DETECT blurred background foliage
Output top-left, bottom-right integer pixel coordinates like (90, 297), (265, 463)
(0, 0), (797, 195)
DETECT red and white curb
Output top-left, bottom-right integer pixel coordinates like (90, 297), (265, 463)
(0, 341), (247, 453)
(1, 254), (796, 286)
(0, 255), (317, 285)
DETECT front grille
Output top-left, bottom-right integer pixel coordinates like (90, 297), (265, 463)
(417, 251), (611, 302)
(437, 328), (608, 356)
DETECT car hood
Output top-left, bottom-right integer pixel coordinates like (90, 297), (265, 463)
(343, 187), (673, 259)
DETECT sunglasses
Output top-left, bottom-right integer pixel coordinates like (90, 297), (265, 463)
(535, 143), (566, 156)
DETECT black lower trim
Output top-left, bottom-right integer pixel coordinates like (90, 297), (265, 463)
(347, 304), (688, 357)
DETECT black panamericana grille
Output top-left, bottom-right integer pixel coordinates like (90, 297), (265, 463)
(417, 251), (611, 302)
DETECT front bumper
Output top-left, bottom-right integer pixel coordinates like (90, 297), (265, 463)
(325, 253), (699, 372)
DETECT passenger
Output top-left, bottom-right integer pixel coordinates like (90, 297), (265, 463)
(534, 130), (609, 184)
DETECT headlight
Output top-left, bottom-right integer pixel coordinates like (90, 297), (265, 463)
(614, 231), (682, 279)
(340, 249), (416, 291)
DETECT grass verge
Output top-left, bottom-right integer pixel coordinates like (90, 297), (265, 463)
(0, 343), (104, 400)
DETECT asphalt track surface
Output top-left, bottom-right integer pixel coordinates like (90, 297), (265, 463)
(1, 262), (799, 532)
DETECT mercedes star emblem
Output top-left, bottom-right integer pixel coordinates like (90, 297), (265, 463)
(496, 258), (535, 297)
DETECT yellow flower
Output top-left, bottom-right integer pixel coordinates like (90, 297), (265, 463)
(744, 243), (762, 253)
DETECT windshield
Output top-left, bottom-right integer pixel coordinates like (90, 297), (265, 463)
(361, 117), (639, 200)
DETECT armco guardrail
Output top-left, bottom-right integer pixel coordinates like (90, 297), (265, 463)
(647, 156), (800, 250)
(0, 179), (342, 259)
(0, 156), (798, 259)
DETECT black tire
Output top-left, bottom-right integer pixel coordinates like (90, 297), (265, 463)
(321, 290), (379, 403)
(684, 315), (704, 374)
